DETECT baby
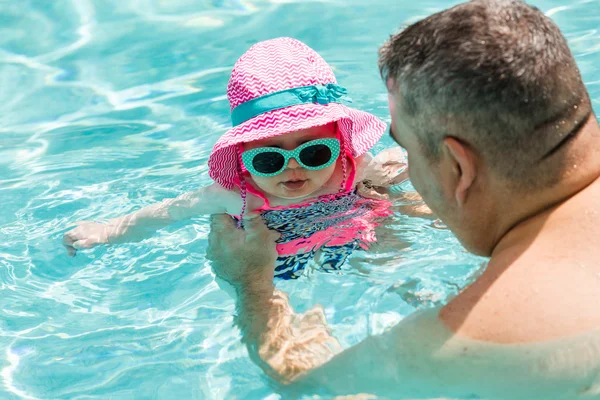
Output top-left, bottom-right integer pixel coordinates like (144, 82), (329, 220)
(63, 37), (415, 279)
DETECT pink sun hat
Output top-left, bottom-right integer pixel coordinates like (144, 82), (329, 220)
(208, 37), (387, 190)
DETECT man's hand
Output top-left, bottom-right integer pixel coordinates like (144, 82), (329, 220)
(207, 214), (280, 291)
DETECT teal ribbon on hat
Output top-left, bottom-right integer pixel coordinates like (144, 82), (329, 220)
(231, 83), (352, 126)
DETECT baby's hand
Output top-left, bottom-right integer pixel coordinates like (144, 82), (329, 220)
(357, 181), (389, 200)
(62, 222), (110, 256)
(362, 148), (409, 188)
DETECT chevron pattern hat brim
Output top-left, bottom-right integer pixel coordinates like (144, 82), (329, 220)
(209, 101), (385, 189)
(208, 37), (386, 189)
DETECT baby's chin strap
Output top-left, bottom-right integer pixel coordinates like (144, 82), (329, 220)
(236, 149), (248, 229)
(338, 125), (356, 193)
(339, 131), (348, 193)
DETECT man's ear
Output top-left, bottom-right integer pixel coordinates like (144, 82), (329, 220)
(442, 137), (477, 206)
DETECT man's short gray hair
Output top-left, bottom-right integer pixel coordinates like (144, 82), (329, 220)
(379, 0), (592, 189)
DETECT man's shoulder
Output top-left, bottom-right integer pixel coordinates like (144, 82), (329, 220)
(439, 247), (549, 343)
(440, 247), (600, 344)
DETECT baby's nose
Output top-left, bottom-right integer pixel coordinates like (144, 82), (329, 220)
(287, 157), (301, 169)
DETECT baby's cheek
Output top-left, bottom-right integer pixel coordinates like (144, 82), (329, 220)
(315, 164), (338, 185)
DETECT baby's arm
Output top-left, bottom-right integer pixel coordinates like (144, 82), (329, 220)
(356, 148), (409, 189)
(357, 148), (434, 218)
(356, 148), (409, 200)
(63, 184), (236, 256)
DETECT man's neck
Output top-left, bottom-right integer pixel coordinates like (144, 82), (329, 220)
(491, 115), (600, 258)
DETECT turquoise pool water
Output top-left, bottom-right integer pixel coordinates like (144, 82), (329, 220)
(0, 0), (598, 399)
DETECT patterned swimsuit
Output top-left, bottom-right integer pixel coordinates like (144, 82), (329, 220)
(260, 190), (392, 279)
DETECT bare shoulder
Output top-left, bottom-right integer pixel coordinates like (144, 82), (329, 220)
(440, 248), (600, 343)
(212, 184), (267, 216)
(206, 184), (243, 215)
(439, 250), (544, 343)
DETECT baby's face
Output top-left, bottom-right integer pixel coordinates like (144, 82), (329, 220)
(243, 123), (338, 200)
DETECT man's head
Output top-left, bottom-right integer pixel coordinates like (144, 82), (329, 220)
(379, 0), (596, 255)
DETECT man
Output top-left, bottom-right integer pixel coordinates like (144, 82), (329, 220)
(207, 0), (600, 398)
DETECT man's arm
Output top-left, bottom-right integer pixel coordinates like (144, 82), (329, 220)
(207, 216), (580, 399)
(207, 215), (342, 382)
(236, 286), (342, 382)
(207, 216), (450, 394)
(207, 215), (454, 396)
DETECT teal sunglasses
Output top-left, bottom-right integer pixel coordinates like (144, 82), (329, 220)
(241, 138), (341, 177)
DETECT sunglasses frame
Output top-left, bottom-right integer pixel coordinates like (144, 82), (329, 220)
(241, 138), (341, 177)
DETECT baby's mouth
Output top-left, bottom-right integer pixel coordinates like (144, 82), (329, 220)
(282, 179), (307, 190)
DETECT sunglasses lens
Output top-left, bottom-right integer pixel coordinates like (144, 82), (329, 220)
(252, 152), (286, 174)
(299, 144), (333, 167)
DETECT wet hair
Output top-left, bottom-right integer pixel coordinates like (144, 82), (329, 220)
(378, 0), (592, 189)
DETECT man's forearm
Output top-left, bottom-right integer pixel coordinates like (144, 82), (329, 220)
(234, 284), (342, 383)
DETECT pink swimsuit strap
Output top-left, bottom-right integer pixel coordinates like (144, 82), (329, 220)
(260, 189), (392, 251)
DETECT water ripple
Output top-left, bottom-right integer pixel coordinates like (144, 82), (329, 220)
(0, 0), (598, 398)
